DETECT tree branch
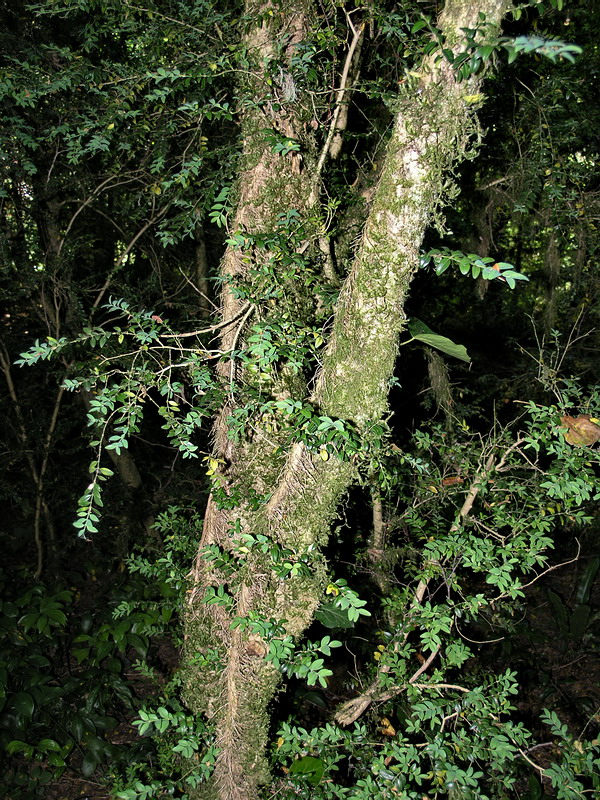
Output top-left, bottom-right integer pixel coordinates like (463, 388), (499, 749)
(309, 17), (365, 204)
(335, 451), (497, 725)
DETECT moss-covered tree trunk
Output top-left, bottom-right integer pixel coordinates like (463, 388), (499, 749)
(182, 2), (511, 798)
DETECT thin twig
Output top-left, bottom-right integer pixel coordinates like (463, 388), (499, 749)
(309, 19), (365, 205)
(335, 451), (497, 726)
(92, 206), (169, 310)
(122, 0), (222, 39)
(408, 646), (440, 684)
(517, 747), (546, 775)
(229, 305), (255, 398)
(496, 541), (581, 599)
(58, 174), (141, 257)
(161, 302), (252, 339)
(494, 437), (527, 471)
(411, 682), (470, 692)
(454, 618), (504, 645)
(0, 346), (58, 577)
(177, 265), (220, 311)
(34, 383), (64, 577)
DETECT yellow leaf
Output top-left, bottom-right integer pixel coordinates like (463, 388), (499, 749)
(203, 456), (224, 476)
(319, 448), (329, 461)
(462, 93), (485, 104)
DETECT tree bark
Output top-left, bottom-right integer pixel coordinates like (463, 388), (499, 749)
(182, 2), (512, 798)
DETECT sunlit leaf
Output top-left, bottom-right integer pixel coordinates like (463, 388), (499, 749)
(408, 319), (471, 362)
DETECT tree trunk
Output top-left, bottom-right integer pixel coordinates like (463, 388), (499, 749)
(182, 2), (511, 798)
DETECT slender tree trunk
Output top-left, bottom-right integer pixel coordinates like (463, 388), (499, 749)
(193, 213), (212, 316)
(182, 2), (511, 798)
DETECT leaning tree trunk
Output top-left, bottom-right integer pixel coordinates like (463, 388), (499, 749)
(182, 2), (511, 799)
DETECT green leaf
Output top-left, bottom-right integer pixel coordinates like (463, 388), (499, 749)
(576, 556), (600, 605)
(7, 739), (34, 756)
(527, 775), (543, 800)
(547, 590), (569, 637)
(570, 604), (590, 642)
(298, 690), (327, 710)
(289, 755), (325, 786)
(70, 715), (85, 741)
(105, 656), (123, 674)
(81, 752), (98, 777)
(407, 318), (436, 337)
(11, 691), (35, 722)
(37, 738), (62, 753)
(413, 334), (471, 363)
(408, 319), (471, 362)
(314, 601), (355, 629)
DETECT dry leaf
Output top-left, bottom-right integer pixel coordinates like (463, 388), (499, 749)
(560, 415), (600, 447)
(441, 475), (464, 487)
(246, 635), (267, 658)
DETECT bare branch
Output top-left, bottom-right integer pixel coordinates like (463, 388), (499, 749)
(309, 18), (365, 205)
(0, 345), (59, 577)
(92, 206), (169, 310)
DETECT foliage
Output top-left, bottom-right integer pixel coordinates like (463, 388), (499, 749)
(0, 574), (137, 794)
(420, 248), (529, 289)
(267, 387), (600, 798)
(0, 508), (219, 797)
(1, 0), (599, 799)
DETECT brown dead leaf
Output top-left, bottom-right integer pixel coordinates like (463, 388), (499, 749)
(441, 475), (464, 487)
(246, 635), (268, 658)
(560, 415), (600, 447)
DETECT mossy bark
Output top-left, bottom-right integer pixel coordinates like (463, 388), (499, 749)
(314, 0), (512, 422)
(181, 4), (323, 799)
(182, 3), (512, 799)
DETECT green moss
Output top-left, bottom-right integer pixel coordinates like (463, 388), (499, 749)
(234, 660), (280, 781)
(315, 75), (483, 427)
(187, 784), (219, 800)
(181, 606), (227, 715)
